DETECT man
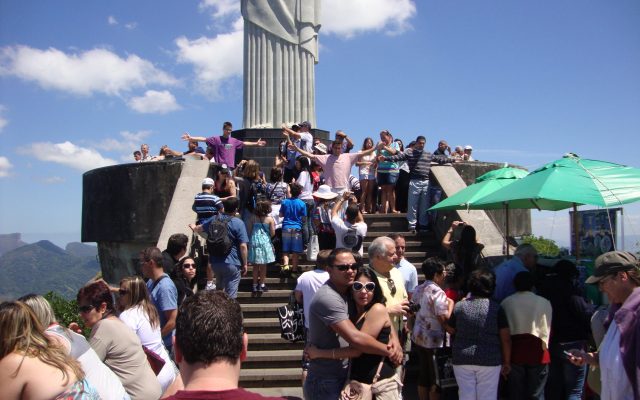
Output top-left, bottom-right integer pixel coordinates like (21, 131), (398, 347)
(166, 290), (286, 400)
(133, 150), (142, 161)
(493, 244), (538, 302)
(452, 146), (464, 159)
(288, 135), (379, 194)
(282, 121), (314, 154)
(141, 246), (178, 353)
(140, 143), (152, 161)
(331, 192), (367, 255)
(463, 145), (475, 161)
(295, 250), (331, 384)
(380, 136), (455, 233)
(501, 271), (552, 400)
(390, 234), (418, 299)
(161, 233), (188, 275)
(181, 121), (266, 170)
(433, 140), (451, 156)
(335, 130), (354, 153)
(192, 177), (223, 224)
(190, 197), (248, 298)
(305, 248), (403, 399)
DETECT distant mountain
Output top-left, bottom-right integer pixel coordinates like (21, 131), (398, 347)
(66, 242), (98, 258)
(0, 240), (100, 301)
(0, 233), (27, 256)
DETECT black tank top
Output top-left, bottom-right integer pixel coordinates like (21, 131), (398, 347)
(350, 316), (396, 383)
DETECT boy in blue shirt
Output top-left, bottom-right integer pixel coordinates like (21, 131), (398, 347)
(279, 182), (307, 275)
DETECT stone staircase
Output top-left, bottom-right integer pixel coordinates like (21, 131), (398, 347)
(240, 213), (440, 398)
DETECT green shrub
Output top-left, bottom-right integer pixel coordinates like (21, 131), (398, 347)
(521, 235), (560, 257)
(44, 291), (90, 337)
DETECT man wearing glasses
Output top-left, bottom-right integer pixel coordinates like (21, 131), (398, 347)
(494, 244), (539, 302)
(304, 248), (403, 400)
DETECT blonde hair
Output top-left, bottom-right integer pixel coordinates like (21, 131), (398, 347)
(119, 276), (160, 329)
(243, 160), (261, 180)
(0, 301), (83, 382)
(17, 294), (57, 327)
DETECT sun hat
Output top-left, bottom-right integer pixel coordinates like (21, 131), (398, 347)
(312, 184), (339, 200)
(313, 143), (328, 154)
(585, 251), (638, 284)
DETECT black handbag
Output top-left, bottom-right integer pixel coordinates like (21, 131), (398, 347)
(433, 347), (457, 389)
(276, 292), (306, 342)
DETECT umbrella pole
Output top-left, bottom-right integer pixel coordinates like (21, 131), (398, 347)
(573, 203), (580, 263)
(505, 203), (510, 257)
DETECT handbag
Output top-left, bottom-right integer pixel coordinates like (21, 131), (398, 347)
(340, 358), (386, 400)
(306, 234), (319, 261)
(276, 292), (305, 342)
(142, 346), (166, 375)
(432, 347), (457, 389)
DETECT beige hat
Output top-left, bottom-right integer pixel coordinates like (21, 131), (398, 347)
(585, 251), (638, 284)
(312, 184), (339, 200)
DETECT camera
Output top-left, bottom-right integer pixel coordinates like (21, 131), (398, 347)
(408, 301), (421, 313)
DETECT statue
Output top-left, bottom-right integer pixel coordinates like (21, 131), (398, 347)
(241, 0), (321, 129)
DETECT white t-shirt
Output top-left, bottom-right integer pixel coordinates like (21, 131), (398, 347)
(331, 218), (367, 255)
(297, 170), (314, 200)
(119, 306), (176, 393)
(599, 321), (633, 400)
(295, 269), (330, 328)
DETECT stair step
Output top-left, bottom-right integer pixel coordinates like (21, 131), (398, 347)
(244, 317), (282, 334)
(250, 387), (303, 398)
(243, 349), (303, 369)
(246, 333), (305, 351)
(239, 367), (302, 388)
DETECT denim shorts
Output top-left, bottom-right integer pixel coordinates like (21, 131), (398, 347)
(282, 228), (303, 253)
(377, 172), (399, 185)
(359, 173), (376, 181)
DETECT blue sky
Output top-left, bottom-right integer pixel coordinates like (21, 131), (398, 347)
(1, 0), (639, 250)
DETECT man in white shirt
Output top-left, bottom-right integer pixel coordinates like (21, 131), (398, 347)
(390, 233), (418, 299)
(330, 192), (367, 255)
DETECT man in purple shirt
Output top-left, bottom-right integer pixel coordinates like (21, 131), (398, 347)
(181, 121), (266, 169)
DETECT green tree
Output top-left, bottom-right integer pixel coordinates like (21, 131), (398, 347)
(521, 235), (560, 257)
(44, 291), (89, 336)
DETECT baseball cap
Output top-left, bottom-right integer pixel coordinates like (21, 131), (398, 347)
(202, 178), (215, 186)
(585, 251), (638, 284)
(299, 121), (311, 128)
(464, 145), (473, 151)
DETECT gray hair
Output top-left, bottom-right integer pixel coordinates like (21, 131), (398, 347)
(18, 293), (57, 326)
(514, 243), (537, 258)
(368, 236), (395, 259)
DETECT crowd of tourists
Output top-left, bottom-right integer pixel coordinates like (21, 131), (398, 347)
(1, 121), (638, 400)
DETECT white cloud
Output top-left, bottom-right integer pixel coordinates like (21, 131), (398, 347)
(0, 156), (13, 177)
(127, 90), (181, 114)
(199, 0), (239, 19)
(18, 141), (117, 172)
(322, 0), (416, 38)
(0, 105), (7, 132)
(108, 15), (118, 25)
(175, 23), (243, 99)
(0, 45), (178, 96)
(125, 22), (138, 30)
(41, 176), (66, 184)
(99, 130), (152, 152)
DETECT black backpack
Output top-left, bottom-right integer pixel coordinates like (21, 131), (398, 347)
(246, 180), (267, 212)
(206, 215), (233, 257)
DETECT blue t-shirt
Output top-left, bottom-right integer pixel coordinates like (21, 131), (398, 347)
(203, 214), (249, 266)
(146, 274), (178, 348)
(280, 198), (306, 230)
(493, 257), (527, 302)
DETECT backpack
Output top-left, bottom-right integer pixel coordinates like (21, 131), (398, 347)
(246, 180), (267, 211)
(206, 215), (233, 257)
(342, 225), (363, 252)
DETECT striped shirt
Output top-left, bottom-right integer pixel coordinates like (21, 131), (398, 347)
(386, 149), (454, 180)
(192, 192), (223, 224)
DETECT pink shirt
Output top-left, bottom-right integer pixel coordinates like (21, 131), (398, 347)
(314, 153), (360, 189)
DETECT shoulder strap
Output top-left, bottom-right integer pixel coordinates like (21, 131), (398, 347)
(150, 275), (167, 292)
(268, 182), (279, 200)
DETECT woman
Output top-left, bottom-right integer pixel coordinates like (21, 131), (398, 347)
(213, 166), (236, 201)
(442, 221), (485, 286)
(19, 294), (128, 400)
(357, 137), (377, 214)
(538, 259), (594, 400)
(376, 130), (400, 213)
(412, 258), (454, 400)
(172, 257), (197, 306)
(306, 267), (401, 399)
(240, 159), (266, 225)
(449, 269), (511, 400)
(0, 301), (99, 399)
(294, 155), (316, 246)
(311, 184), (339, 250)
(78, 281), (162, 400)
(394, 138), (410, 213)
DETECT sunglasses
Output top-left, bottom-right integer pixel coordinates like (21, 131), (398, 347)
(78, 305), (95, 313)
(334, 263), (358, 272)
(118, 289), (129, 296)
(387, 278), (397, 296)
(353, 281), (376, 292)
(183, 263), (196, 269)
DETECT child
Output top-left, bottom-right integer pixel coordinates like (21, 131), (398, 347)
(248, 199), (276, 296)
(279, 183), (307, 276)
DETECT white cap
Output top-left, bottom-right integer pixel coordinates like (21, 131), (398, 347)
(464, 145), (473, 151)
(202, 177), (215, 186)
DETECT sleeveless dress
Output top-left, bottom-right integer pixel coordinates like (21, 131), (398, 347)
(248, 221), (275, 264)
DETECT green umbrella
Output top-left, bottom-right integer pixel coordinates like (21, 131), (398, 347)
(472, 154), (640, 210)
(429, 167), (528, 211)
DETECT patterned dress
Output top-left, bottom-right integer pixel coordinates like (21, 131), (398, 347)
(248, 221), (275, 264)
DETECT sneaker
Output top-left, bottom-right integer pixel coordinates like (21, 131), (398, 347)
(280, 265), (291, 277)
(251, 285), (258, 298)
(261, 284), (268, 292)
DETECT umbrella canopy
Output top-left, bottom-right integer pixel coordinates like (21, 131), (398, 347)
(472, 154), (640, 210)
(429, 167), (528, 211)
